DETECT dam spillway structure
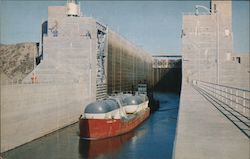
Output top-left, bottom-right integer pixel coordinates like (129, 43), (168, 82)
(0, 0), (154, 152)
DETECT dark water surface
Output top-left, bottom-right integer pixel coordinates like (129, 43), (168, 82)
(2, 92), (179, 159)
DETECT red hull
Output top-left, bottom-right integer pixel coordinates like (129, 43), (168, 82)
(79, 108), (150, 139)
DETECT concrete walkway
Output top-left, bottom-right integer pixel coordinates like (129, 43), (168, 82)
(173, 83), (249, 159)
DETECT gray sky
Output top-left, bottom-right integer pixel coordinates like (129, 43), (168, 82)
(0, 0), (249, 55)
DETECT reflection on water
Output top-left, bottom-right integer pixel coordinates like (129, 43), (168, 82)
(2, 92), (179, 159)
(79, 130), (146, 159)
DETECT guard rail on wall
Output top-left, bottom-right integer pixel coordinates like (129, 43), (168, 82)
(192, 80), (250, 138)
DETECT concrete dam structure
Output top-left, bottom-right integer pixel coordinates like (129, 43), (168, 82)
(0, 1), (169, 153)
(2, 0), (248, 158)
(174, 0), (250, 158)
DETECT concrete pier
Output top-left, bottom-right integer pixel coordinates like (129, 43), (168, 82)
(173, 83), (249, 159)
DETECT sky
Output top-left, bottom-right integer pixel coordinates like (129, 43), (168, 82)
(0, 0), (249, 55)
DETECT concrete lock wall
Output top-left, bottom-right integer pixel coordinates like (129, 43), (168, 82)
(181, 0), (249, 90)
(0, 83), (90, 152)
(0, 2), (156, 152)
(219, 53), (250, 89)
(174, 1), (249, 158)
(182, 12), (249, 90)
(182, 15), (218, 84)
(107, 30), (153, 94)
(0, 5), (98, 152)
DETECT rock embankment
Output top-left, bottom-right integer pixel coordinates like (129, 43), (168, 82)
(0, 43), (38, 82)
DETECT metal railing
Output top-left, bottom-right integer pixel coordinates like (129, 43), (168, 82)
(192, 80), (250, 138)
(194, 80), (250, 117)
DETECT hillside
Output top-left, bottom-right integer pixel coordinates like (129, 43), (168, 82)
(0, 43), (38, 82)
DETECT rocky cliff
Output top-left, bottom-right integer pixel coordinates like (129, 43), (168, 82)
(0, 43), (38, 82)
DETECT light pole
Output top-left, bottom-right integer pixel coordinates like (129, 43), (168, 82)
(195, 5), (211, 15)
(194, 5), (219, 84)
(216, 9), (220, 84)
(195, 5), (211, 82)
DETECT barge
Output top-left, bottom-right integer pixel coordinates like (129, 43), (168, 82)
(79, 94), (150, 139)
